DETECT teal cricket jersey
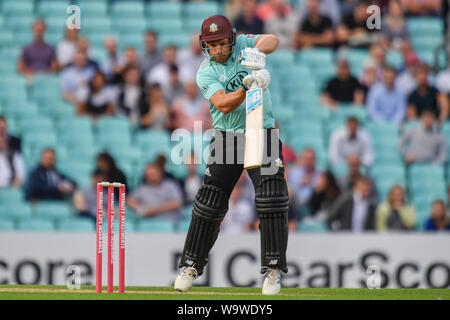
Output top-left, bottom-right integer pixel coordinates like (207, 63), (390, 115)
(196, 34), (275, 133)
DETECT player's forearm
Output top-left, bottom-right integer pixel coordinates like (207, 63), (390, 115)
(210, 89), (246, 114)
(254, 34), (279, 54)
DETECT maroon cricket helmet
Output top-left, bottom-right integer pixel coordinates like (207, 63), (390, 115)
(199, 15), (236, 58)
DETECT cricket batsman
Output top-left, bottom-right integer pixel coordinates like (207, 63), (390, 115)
(174, 15), (289, 295)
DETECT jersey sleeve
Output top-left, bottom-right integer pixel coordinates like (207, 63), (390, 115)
(196, 68), (224, 100)
(238, 34), (261, 48)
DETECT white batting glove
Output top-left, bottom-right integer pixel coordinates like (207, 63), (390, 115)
(242, 69), (270, 91)
(239, 47), (266, 70)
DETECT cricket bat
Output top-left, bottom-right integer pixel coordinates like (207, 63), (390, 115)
(244, 71), (264, 169)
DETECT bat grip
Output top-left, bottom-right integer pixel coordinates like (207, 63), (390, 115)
(250, 70), (258, 89)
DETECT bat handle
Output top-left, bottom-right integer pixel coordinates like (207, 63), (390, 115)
(250, 70), (258, 89)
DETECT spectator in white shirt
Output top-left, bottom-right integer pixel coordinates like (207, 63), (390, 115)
(329, 117), (374, 167)
(0, 135), (26, 189)
(147, 45), (178, 88)
(57, 28), (79, 69)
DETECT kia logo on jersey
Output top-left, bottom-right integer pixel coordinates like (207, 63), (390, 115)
(225, 71), (248, 92)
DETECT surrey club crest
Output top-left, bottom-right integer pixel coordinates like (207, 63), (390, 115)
(209, 23), (218, 32)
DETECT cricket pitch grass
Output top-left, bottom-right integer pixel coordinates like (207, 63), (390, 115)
(0, 285), (448, 300)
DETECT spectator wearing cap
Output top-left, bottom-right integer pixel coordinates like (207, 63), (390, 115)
(424, 199), (450, 231)
(139, 31), (164, 78)
(336, 0), (379, 49)
(398, 110), (447, 165)
(407, 64), (445, 123)
(294, 0), (334, 49)
(234, 0), (264, 35)
(263, 0), (300, 49)
(329, 117), (374, 167)
(17, 19), (57, 79)
(367, 66), (406, 124)
(321, 58), (365, 108)
(327, 176), (377, 232)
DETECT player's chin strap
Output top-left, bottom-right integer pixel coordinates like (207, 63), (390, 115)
(178, 183), (229, 275)
(255, 175), (289, 274)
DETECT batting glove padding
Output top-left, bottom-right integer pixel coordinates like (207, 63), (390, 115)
(239, 47), (266, 70)
(242, 69), (271, 91)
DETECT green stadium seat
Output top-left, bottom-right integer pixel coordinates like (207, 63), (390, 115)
(0, 188), (24, 203)
(13, 31), (32, 47)
(146, 19), (183, 33)
(58, 218), (95, 232)
(112, 18), (147, 34)
(407, 18), (443, 35)
(0, 202), (32, 221)
(184, 2), (220, 19)
(111, 1), (145, 18)
(297, 220), (328, 232)
(34, 201), (73, 221)
(159, 32), (192, 49)
(17, 218), (55, 231)
(82, 17), (111, 33)
(147, 1), (182, 18)
(43, 17), (67, 33)
(297, 48), (334, 68)
(386, 50), (403, 68)
(37, 1), (70, 17)
(371, 166), (405, 183)
(2, 1), (34, 15)
(175, 218), (191, 233)
(135, 218), (175, 232)
(19, 117), (55, 135)
(267, 50), (295, 68)
(5, 16), (35, 32)
(408, 164), (445, 181)
(77, 0), (108, 17)
(183, 17), (205, 33)
(0, 219), (15, 231)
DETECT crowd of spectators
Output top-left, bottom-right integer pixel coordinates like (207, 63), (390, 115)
(1, 0), (449, 233)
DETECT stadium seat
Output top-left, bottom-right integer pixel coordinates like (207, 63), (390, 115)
(135, 218), (175, 232)
(4, 16), (35, 32)
(184, 2), (220, 19)
(2, 1), (34, 15)
(58, 218), (95, 232)
(146, 18), (183, 34)
(297, 220), (328, 232)
(175, 218), (191, 233)
(407, 17), (443, 35)
(37, 0), (70, 17)
(147, 1), (182, 19)
(34, 201), (73, 221)
(0, 219), (15, 231)
(17, 218), (55, 231)
(0, 188), (24, 203)
(0, 202), (32, 221)
(111, 1), (145, 18)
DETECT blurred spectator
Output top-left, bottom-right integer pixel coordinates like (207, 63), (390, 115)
(221, 177), (255, 234)
(288, 148), (321, 208)
(95, 152), (127, 188)
(435, 65), (450, 122)
(375, 185), (416, 231)
(235, 0), (264, 35)
(424, 199), (450, 231)
(60, 50), (97, 103)
(358, 59), (378, 96)
(139, 31), (164, 78)
(172, 81), (212, 131)
(17, 19), (57, 79)
(327, 176), (376, 232)
(127, 163), (183, 221)
(407, 64), (445, 123)
(256, 0), (293, 22)
(0, 135), (26, 189)
(297, 0), (341, 27)
(339, 0), (360, 16)
(141, 84), (171, 130)
(281, 143), (297, 166)
(380, 0), (409, 50)
(114, 47), (140, 84)
(73, 169), (107, 222)
(100, 36), (123, 82)
(398, 110), (447, 165)
(395, 51), (421, 96)
(263, 0), (299, 49)
(360, 44), (386, 82)
(115, 66), (150, 127)
(57, 28), (80, 69)
(162, 65), (184, 106)
(76, 38), (98, 70)
(0, 116), (21, 152)
(183, 153), (202, 204)
(321, 58), (365, 108)
(367, 66), (406, 124)
(75, 71), (115, 118)
(294, 0), (334, 49)
(336, 0), (378, 49)
(329, 117), (374, 167)
(147, 45), (178, 88)
(226, 0), (245, 22)
(400, 0), (440, 16)
(307, 170), (341, 219)
(26, 148), (76, 201)
(178, 33), (205, 83)
(338, 155), (379, 205)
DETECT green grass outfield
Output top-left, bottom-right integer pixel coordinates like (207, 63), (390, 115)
(0, 285), (448, 300)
